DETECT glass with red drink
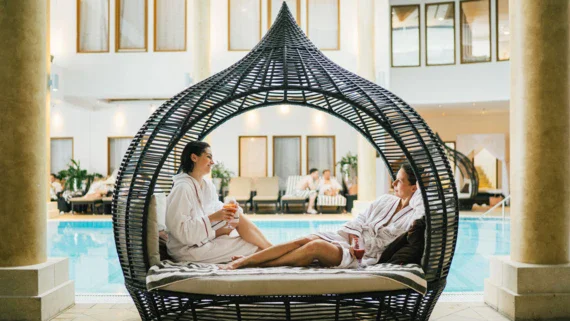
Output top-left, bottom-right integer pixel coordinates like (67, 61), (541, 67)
(351, 237), (365, 264)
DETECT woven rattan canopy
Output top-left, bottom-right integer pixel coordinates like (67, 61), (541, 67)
(112, 2), (458, 303)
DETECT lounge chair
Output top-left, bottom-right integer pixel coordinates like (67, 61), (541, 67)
(224, 177), (253, 212)
(317, 177), (347, 213)
(252, 177), (280, 213)
(280, 175), (309, 213)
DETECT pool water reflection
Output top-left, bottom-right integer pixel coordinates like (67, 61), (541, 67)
(47, 218), (509, 294)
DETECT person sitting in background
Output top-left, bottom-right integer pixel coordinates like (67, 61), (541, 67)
(295, 168), (320, 214)
(49, 173), (63, 201)
(85, 176), (108, 197)
(318, 169), (342, 196)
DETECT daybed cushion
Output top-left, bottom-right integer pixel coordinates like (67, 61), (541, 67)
(147, 193), (167, 267)
(148, 261), (427, 295)
(160, 274), (407, 296)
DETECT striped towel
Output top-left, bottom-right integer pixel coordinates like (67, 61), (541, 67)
(147, 261), (427, 295)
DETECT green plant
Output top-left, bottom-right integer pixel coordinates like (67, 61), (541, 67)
(211, 162), (234, 189)
(336, 152), (358, 176)
(58, 159), (103, 193)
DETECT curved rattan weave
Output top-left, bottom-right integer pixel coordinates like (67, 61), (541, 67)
(112, 3), (459, 320)
(437, 134), (479, 210)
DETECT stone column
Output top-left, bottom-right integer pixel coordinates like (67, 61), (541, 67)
(355, 0), (377, 208)
(192, 0), (211, 83)
(484, 1), (570, 320)
(0, 2), (74, 319)
(0, 0), (48, 268)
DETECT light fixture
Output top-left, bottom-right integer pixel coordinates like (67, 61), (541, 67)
(438, 104), (442, 108)
(472, 102), (476, 106)
(315, 113), (323, 124)
(438, 17), (444, 21)
(185, 73), (193, 87)
(48, 73), (59, 91)
(280, 105), (290, 114)
(114, 110), (126, 128)
(504, 30), (510, 35)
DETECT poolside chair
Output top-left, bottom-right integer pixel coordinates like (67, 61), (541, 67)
(224, 177), (253, 212)
(252, 177), (280, 213)
(280, 175), (308, 213)
(317, 177), (347, 213)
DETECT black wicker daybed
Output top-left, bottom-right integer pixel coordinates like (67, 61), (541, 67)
(112, 4), (459, 320)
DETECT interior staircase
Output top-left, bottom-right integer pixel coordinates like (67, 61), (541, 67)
(476, 166), (493, 189)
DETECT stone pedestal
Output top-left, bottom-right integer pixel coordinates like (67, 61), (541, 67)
(47, 201), (59, 219)
(0, 258), (75, 321)
(485, 256), (570, 320)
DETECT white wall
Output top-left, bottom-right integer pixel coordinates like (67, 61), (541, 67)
(50, 102), (153, 175)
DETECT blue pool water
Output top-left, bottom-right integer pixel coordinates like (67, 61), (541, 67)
(47, 218), (509, 294)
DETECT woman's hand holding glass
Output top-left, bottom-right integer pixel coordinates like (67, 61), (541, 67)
(209, 208), (236, 223)
(223, 197), (240, 229)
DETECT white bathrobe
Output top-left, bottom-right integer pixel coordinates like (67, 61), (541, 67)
(165, 173), (258, 263)
(316, 190), (425, 268)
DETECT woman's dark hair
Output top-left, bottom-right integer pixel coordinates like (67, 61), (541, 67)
(181, 141), (210, 173)
(400, 161), (421, 185)
(309, 168), (319, 174)
(322, 169), (331, 174)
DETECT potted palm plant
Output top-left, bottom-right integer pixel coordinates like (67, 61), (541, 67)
(336, 152), (358, 195)
(211, 162), (234, 195)
(58, 159), (103, 195)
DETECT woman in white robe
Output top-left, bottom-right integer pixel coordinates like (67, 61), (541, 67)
(166, 141), (272, 264)
(225, 162), (424, 269)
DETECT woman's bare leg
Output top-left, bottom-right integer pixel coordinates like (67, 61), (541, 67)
(225, 235), (320, 269)
(259, 240), (343, 268)
(234, 213), (272, 249)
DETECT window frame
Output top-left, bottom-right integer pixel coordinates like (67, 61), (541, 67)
(495, 0), (510, 61)
(306, 0), (341, 51)
(227, 0), (263, 51)
(390, 4), (421, 68)
(238, 135), (268, 177)
(76, 0), (111, 53)
(115, 0), (148, 52)
(107, 136), (134, 175)
(153, 0), (188, 52)
(272, 135), (302, 177)
(306, 135), (336, 176)
(425, 1), (456, 66)
(459, 0), (491, 64)
(50, 137), (75, 173)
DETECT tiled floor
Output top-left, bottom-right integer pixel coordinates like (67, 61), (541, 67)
(52, 301), (510, 321)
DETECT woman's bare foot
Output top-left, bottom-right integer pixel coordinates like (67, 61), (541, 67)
(231, 255), (245, 261)
(224, 257), (248, 270)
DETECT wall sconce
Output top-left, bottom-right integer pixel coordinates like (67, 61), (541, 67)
(279, 105), (290, 114)
(185, 73), (193, 87)
(48, 73), (59, 91)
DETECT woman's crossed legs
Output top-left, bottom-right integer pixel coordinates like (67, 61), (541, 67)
(224, 235), (343, 269)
